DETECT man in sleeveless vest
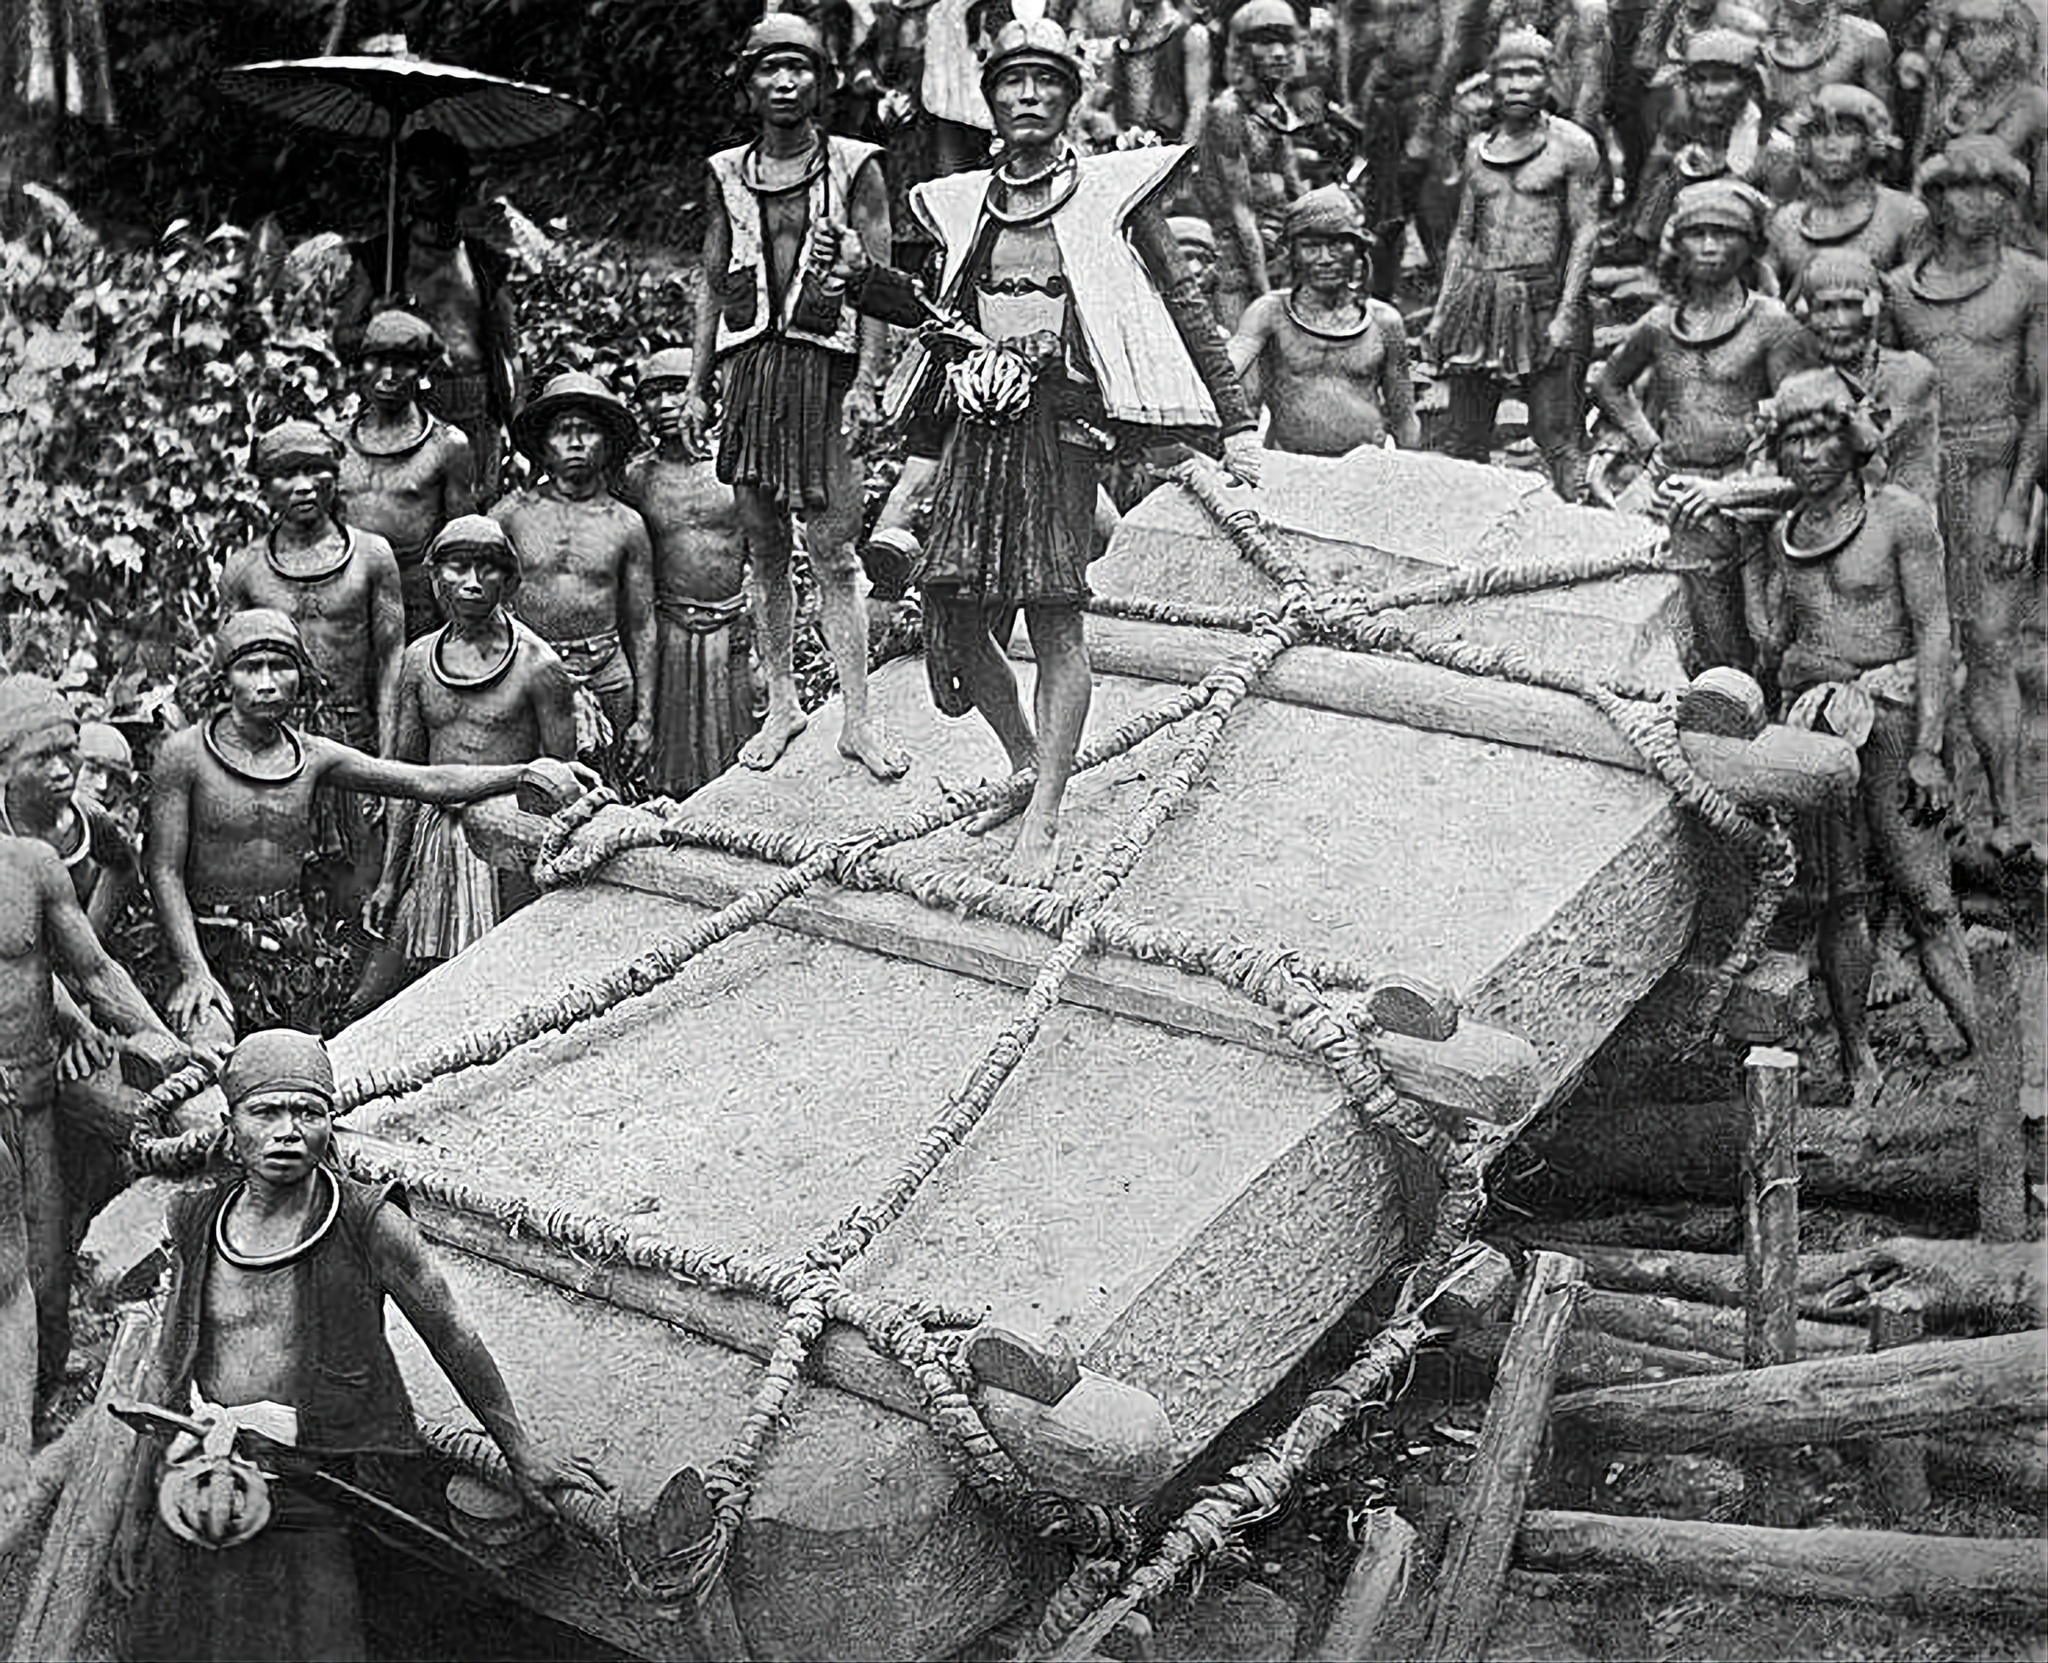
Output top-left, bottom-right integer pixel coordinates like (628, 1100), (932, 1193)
(220, 421), (408, 928)
(683, 14), (908, 783)
(124, 1028), (591, 1661)
(1429, 29), (1604, 501)
(873, 1), (1261, 887)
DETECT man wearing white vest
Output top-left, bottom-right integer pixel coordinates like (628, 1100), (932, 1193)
(684, 14), (909, 781)
(869, 0), (1262, 888)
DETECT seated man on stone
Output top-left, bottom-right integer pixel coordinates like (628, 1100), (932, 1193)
(123, 1027), (593, 1662)
(1229, 186), (1421, 456)
(1747, 368), (1980, 1111)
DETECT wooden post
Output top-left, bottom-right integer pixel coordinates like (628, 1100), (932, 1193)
(7, 1302), (158, 1661)
(1865, 1291), (1930, 1519)
(1312, 1509), (1419, 1662)
(1969, 929), (2025, 1243)
(1515, 1510), (2042, 1618)
(1549, 1329), (2048, 1451)
(1420, 1250), (1585, 1662)
(1742, 1046), (1801, 1526)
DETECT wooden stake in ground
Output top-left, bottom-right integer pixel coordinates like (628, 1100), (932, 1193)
(1420, 1250), (1585, 1662)
(1515, 1510), (2041, 1619)
(8, 1301), (159, 1661)
(1865, 1290), (1930, 1519)
(1968, 929), (2025, 1243)
(1312, 1509), (1418, 1663)
(1741, 1046), (1800, 1526)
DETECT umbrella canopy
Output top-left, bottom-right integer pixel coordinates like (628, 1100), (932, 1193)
(217, 49), (590, 161)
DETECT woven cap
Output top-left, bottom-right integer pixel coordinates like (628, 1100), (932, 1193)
(251, 419), (342, 478)
(358, 309), (443, 360)
(213, 608), (309, 675)
(221, 1028), (337, 1108)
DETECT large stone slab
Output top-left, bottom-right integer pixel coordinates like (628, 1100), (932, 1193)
(1101, 451), (1684, 688)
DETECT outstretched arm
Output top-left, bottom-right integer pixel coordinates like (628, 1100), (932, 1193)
(318, 737), (527, 807)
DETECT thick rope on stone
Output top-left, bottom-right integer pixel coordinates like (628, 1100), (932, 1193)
(1027, 1556), (1128, 1657)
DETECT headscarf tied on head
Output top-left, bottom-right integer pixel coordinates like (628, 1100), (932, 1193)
(221, 1027), (338, 1109)
(1751, 365), (1887, 466)
(213, 608), (312, 676)
(0, 674), (79, 761)
(250, 420), (343, 480)
(423, 514), (522, 591)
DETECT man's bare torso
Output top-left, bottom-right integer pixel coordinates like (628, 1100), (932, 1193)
(220, 535), (391, 714)
(1780, 483), (1936, 673)
(622, 457), (745, 606)
(407, 625), (558, 767)
(492, 489), (642, 642)
(1640, 297), (1803, 465)
(1257, 299), (1394, 453)
(1466, 124), (1584, 272)
(196, 1250), (306, 1407)
(339, 419), (471, 559)
(160, 726), (324, 904)
(1886, 251), (2045, 428)
(0, 840), (57, 1074)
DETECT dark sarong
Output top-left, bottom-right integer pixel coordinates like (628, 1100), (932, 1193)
(920, 392), (1100, 610)
(651, 594), (760, 798)
(192, 889), (346, 1036)
(716, 337), (854, 513)
(125, 1490), (363, 1663)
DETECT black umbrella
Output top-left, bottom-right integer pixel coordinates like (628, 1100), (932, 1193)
(219, 39), (592, 291)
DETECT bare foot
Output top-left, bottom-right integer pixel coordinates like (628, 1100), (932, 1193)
(837, 722), (910, 781)
(740, 708), (808, 771)
(999, 819), (1060, 888)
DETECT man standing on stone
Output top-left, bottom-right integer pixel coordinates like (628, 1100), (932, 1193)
(1429, 30), (1602, 501)
(879, 3), (1260, 886)
(335, 130), (521, 502)
(1766, 88), (1931, 296)
(1749, 369), (1979, 1109)
(219, 421), (407, 920)
(1593, 179), (1816, 671)
(337, 309), (478, 641)
(491, 371), (656, 784)
(682, 13), (906, 782)
(622, 349), (761, 799)
(1229, 185), (1421, 455)
(1884, 137), (2047, 867)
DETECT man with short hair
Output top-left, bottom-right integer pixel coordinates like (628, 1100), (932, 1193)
(1632, 27), (1797, 251)
(1593, 178), (1817, 670)
(490, 371), (656, 783)
(1230, 185), (1420, 454)
(334, 129), (522, 502)
(220, 420), (408, 920)
(124, 1026), (591, 1662)
(363, 518), (579, 1002)
(1748, 369), (1980, 1109)
(622, 349), (761, 799)
(1429, 29), (1603, 500)
(0, 677), (200, 1479)
(337, 309), (479, 642)
(1884, 136), (2048, 865)
(1767, 87), (1932, 296)
(148, 609), (554, 1042)
(1757, 0), (1891, 129)
(684, 13), (907, 782)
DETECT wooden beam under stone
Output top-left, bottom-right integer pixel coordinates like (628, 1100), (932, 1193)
(360, 1133), (1178, 1507)
(1073, 617), (1858, 813)
(461, 802), (1543, 1129)
(1515, 1510), (2044, 1619)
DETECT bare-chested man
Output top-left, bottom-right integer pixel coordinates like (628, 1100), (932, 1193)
(1231, 185), (1421, 453)
(491, 371), (655, 786)
(1098, 0), (1213, 144)
(684, 14), (906, 784)
(622, 348), (761, 799)
(363, 519), (579, 1001)
(1757, 0), (1892, 126)
(1595, 178), (1817, 670)
(337, 309), (478, 642)
(335, 129), (521, 502)
(1197, 0), (1311, 327)
(1430, 30), (1602, 500)
(1884, 136), (2048, 864)
(1633, 28), (1798, 250)
(1767, 87), (1932, 295)
(149, 609), (548, 1044)
(1909, 0), (2047, 230)
(0, 679), (199, 1455)
(220, 420), (406, 928)
(1747, 369), (1979, 1107)
(123, 1028), (590, 1661)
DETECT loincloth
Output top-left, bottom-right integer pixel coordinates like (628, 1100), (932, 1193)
(716, 337), (855, 513)
(190, 887), (345, 1036)
(1433, 265), (1562, 379)
(388, 804), (501, 963)
(651, 594), (760, 798)
(544, 628), (631, 767)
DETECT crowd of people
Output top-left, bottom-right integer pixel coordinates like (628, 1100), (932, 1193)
(0, 0), (2043, 1650)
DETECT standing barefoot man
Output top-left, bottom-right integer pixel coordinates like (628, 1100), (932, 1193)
(684, 13), (907, 782)
(875, 0), (1260, 887)
(1429, 29), (1604, 502)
